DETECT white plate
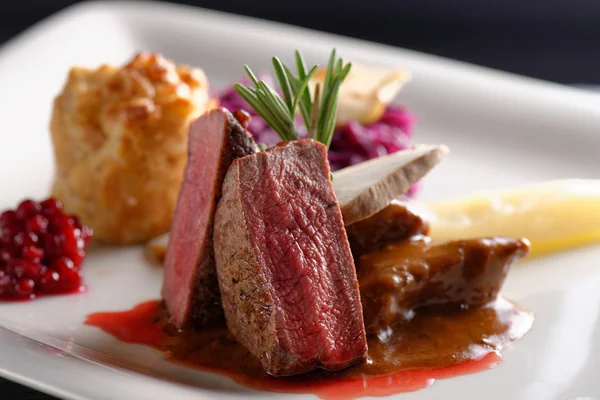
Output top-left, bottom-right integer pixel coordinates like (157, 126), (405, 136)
(1, 1), (600, 400)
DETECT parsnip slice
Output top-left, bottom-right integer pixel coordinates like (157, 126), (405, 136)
(333, 144), (449, 225)
(310, 63), (411, 126)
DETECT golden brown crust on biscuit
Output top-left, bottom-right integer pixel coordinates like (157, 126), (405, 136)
(50, 53), (212, 244)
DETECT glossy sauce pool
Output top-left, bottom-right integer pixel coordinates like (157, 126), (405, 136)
(88, 228), (534, 399)
(86, 297), (531, 399)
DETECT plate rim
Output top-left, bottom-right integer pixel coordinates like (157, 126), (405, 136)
(0, 1), (599, 399)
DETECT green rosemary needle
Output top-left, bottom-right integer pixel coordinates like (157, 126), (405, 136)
(234, 49), (352, 148)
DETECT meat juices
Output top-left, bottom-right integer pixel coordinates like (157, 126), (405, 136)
(213, 139), (368, 376)
(162, 108), (259, 329)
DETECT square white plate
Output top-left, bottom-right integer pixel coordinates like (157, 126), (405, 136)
(1, 1), (600, 399)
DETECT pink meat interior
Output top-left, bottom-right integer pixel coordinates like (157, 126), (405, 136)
(162, 112), (227, 328)
(238, 141), (366, 369)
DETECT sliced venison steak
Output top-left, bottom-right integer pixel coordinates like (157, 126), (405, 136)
(214, 139), (367, 376)
(162, 108), (259, 329)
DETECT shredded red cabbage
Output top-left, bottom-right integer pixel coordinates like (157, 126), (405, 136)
(218, 76), (419, 195)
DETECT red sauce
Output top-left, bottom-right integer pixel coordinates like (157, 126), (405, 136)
(86, 298), (531, 399)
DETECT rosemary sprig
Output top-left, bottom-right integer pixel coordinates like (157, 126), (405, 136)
(234, 49), (352, 148)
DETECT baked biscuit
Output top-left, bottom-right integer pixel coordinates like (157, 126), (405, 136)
(50, 53), (212, 244)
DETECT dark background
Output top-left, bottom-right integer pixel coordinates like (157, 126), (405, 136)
(1, 0), (598, 398)
(1, 0), (600, 84)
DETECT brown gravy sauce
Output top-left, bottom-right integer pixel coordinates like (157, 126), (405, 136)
(86, 236), (533, 399)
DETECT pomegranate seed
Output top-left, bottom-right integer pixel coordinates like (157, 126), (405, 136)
(52, 256), (74, 273)
(80, 226), (93, 245)
(13, 278), (34, 298)
(44, 233), (65, 257)
(15, 200), (41, 221)
(0, 272), (11, 296)
(40, 197), (62, 214)
(70, 249), (85, 268)
(40, 270), (60, 292)
(56, 268), (81, 292)
(47, 215), (63, 231)
(71, 216), (83, 230)
(48, 214), (75, 234)
(22, 246), (44, 262)
(0, 250), (11, 264)
(10, 278), (31, 297)
(40, 198), (63, 215)
(25, 215), (49, 235)
(15, 231), (38, 247)
(0, 226), (19, 247)
(61, 225), (79, 255)
(0, 210), (18, 228)
(11, 259), (42, 281)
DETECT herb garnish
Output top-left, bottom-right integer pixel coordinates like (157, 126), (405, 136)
(234, 49), (352, 148)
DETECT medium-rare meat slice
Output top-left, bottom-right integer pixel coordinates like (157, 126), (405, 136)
(346, 199), (430, 257)
(162, 108), (259, 329)
(213, 139), (367, 376)
(357, 236), (530, 334)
